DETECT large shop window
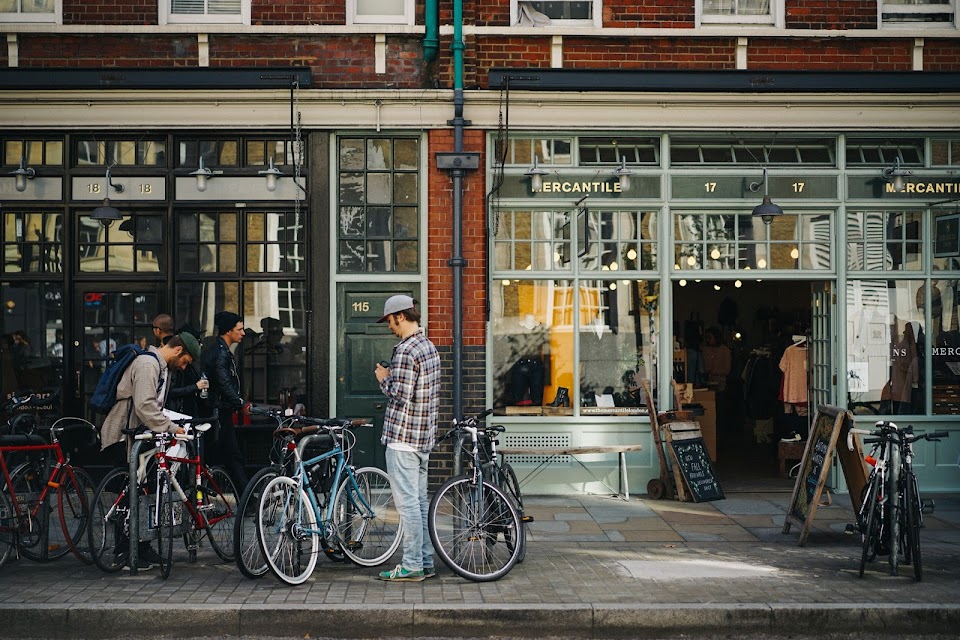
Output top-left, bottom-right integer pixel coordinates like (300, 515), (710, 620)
(674, 212), (831, 271)
(175, 280), (307, 408)
(337, 137), (419, 274)
(0, 282), (63, 417)
(492, 208), (659, 416)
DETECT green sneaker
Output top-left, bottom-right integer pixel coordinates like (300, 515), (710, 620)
(423, 566), (436, 579)
(378, 564), (424, 582)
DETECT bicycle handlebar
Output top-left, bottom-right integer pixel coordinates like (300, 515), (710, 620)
(848, 423), (951, 451)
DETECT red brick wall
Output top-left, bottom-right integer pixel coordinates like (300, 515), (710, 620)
(63, 0), (157, 25)
(426, 129), (487, 349)
(602, 1), (696, 28)
(786, 1), (876, 30)
(18, 35), (197, 66)
(748, 38), (913, 70)
(563, 37), (736, 69)
(252, 1), (345, 25)
(471, 37), (552, 89)
(924, 40), (960, 71)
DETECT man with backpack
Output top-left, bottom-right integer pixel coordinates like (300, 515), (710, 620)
(96, 332), (201, 569)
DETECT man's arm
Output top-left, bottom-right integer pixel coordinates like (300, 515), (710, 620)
(208, 349), (246, 412)
(379, 350), (417, 406)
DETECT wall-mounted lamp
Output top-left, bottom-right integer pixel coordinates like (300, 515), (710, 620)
(882, 156), (912, 193)
(90, 167), (124, 228)
(611, 156), (632, 191)
(258, 158), (284, 192)
(748, 168), (784, 225)
(9, 156), (36, 192)
(524, 156), (549, 192)
(190, 157), (215, 192)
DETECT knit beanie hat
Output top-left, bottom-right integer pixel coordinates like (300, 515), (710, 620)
(214, 311), (242, 335)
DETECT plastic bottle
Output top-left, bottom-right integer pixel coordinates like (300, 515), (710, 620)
(199, 373), (209, 399)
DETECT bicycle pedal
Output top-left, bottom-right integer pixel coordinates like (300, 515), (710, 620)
(198, 503), (215, 511)
(921, 499), (936, 515)
(844, 523), (856, 535)
(521, 515), (534, 523)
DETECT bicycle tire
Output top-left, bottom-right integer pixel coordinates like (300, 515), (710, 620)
(887, 442), (900, 577)
(500, 462), (526, 564)
(429, 475), (522, 582)
(858, 473), (880, 578)
(0, 489), (14, 569)
(9, 461), (68, 562)
(332, 466), (401, 567)
(200, 466), (238, 562)
(88, 468), (133, 573)
(157, 473), (175, 579)
(57, 466), (96, 564)
(234, 466), (279, 579)
(257, 475), (318, 585)
(905, 472), (923, 581)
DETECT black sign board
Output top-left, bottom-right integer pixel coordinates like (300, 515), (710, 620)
(782, 404), (866, 546)
(670, 437), (724, 503)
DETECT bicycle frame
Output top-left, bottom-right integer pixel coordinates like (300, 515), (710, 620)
(155, 442), (232, 532)
(0, 440), (74, 544)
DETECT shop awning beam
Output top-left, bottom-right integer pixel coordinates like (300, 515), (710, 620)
(0, 68), (312, 90)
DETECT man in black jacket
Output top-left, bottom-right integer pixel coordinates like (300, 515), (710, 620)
(201, 311), (249, 489)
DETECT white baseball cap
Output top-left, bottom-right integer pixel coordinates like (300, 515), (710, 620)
(377, 295), (415, 323)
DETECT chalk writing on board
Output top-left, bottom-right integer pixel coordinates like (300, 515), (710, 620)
(670, 438), (724, 503)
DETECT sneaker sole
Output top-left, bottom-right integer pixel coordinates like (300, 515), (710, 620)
(379, 574), (424, 582)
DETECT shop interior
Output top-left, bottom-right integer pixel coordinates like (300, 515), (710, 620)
(672, 279), (817, 491)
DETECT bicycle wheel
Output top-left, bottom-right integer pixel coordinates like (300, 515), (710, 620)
(234, 466), (278, 579)
(500, 463), (527, 564)
(199, 466), (238, 562)
(57, 466), (95, 564)
(157, 473), (175, 579)
(887, 443), (901, 577)
(904, 472), (923, 581)
(10, 461), (67, 561)
(429, 475), (522, 582)
(332, 467), (401, 567)
(257, 475), (318, 585)
(858, 474), (880, 577)
(88, 468), (133, 573)
(0, 489), (13, 569)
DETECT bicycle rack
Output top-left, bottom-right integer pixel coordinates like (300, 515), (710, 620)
(128, 437), (143, 576)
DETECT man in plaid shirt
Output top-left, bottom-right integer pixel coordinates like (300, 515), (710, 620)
(374, 295), (441, 581)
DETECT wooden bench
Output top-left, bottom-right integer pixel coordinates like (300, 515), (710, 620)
(498, 443), (643, 500)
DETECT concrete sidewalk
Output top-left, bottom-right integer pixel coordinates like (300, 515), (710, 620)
(1, 491), (959, 638)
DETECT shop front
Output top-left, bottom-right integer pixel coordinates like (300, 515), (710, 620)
(488, 132), (960, 495)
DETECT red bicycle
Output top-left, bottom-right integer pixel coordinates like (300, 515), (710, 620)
(0, 394), (97, 569)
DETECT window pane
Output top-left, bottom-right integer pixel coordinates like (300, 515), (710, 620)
(356, 0), (405, 17)
(846, 279), (926, 415)
(491, 279), (576, 413)
(930, 278), (960, 415)
(2, 211), (63, 274)
(1, 282), (64, 402)
(933, 210), (960, 271)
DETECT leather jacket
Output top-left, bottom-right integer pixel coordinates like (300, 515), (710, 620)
(200, 336), (245, 416)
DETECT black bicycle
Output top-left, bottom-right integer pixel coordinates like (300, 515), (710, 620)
(475, 419), (530, 563)
(847, 420), (947, 580)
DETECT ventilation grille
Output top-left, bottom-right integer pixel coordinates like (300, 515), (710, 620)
(503, 433), (571, 465)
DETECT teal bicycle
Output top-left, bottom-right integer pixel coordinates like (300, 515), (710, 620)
(255, 417), (402, 585)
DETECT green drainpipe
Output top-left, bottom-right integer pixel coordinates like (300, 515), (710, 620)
(424, 0), (439, 62)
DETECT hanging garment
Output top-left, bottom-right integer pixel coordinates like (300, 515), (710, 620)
(779, 344), (808, 405)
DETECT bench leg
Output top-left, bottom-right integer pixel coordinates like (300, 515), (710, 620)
(619, 451), (629, 501)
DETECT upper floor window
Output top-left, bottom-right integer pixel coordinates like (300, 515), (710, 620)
(160, 0), (250, 25)
(512, 1), (602, 28)
(348, 0), (415, 26)
(0, 0), (61, 23)
(880, 0), (956, 26)
(698, 0), (780, 26)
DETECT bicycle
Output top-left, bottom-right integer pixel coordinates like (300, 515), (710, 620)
(0, 393), (97, 568)
(428, 409), (523, 582)
(255, 417), (401, 585)
(847, 420), (947, 580)
(234, 406), (348, 579)
(87, 416), (237, 577)
(473, 417), (530, 564)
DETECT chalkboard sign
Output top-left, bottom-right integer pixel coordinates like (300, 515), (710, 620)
(782, 404), (864, 546)
(670, 437), (724, 503)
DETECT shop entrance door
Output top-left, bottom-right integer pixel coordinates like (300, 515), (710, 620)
(809, 282), (836, 411)
(335, 282), (418, 469)
(70, 283), (166, 423)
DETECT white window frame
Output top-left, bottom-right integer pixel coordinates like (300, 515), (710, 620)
(347, 0), (415, 26)
(696, 0), (783, 27)
(0, 0), (62, 24)
(159, 0), (251, 26)
(511, 0), (603, 28)
(879, 0), (957, 28)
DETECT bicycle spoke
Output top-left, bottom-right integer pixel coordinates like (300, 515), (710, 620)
(331, 467), (401, 567)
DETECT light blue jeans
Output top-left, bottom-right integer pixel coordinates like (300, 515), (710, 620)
(385, 447), (434, 571)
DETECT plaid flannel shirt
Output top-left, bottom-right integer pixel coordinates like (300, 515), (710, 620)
(379, 329), (441, 452)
